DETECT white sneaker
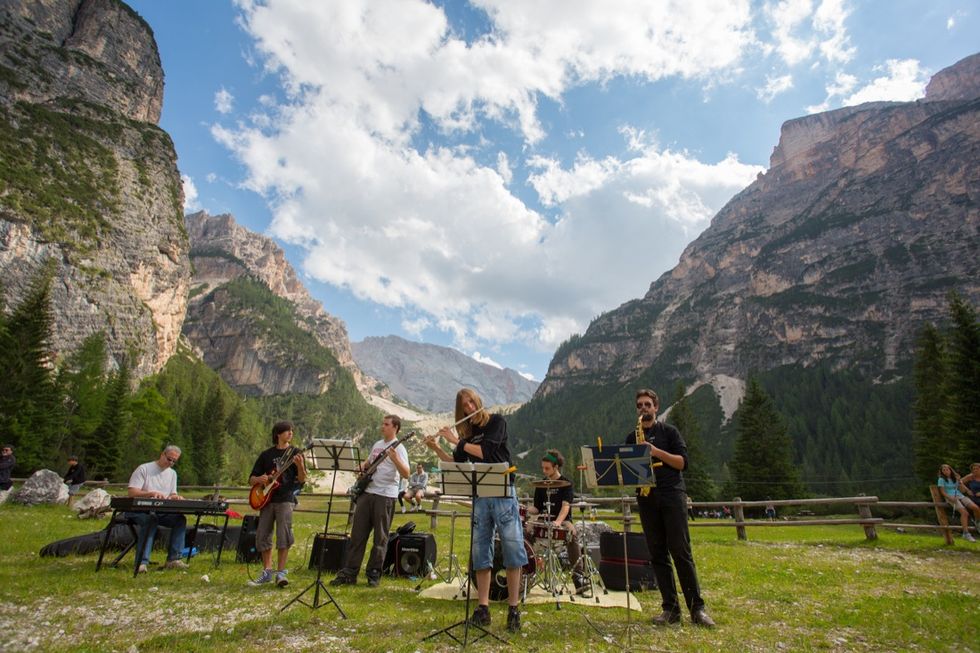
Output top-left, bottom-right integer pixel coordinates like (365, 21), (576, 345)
(964, 532), (976, 542)
(164, 559), (190, 570)
(401, 505), (406, 513)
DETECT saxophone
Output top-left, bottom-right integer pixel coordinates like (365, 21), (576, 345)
(636, 414), (653, 495)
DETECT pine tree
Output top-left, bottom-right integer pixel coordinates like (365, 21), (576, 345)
(729, 378), (803, 501)
(56, 332), (111, 461)
(666, 381), (716, 501)
(0, 262), (61, 473)
(912, 323), (947, 482)
(86, 361), (132, 481)
(943, 292), (980, 470)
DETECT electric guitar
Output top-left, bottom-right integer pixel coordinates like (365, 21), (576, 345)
(248, 444), (313, 510)
(350, 431), (416, 501)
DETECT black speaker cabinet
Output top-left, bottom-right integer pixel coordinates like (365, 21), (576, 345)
(598, 530), (656, 591)
(236, 515), (260, 563)
(599, 531), (651, 561)
(394, 533), (436, 576)
(309, 533), (350, 571)
(598, 559), (657, 591)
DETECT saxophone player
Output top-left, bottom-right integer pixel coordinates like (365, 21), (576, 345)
(627, 389), (714, 628)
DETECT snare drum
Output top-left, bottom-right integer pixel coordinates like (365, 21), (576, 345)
(531, 522), (568, 541)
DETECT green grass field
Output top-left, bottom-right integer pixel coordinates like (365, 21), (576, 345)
(1, 497), (977, 653)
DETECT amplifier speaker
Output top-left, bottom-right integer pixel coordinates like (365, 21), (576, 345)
(598, 559), (657, 591)
(394, 533), (437, 576)
(236, 515), (260, 563)
(599, 531), (651, 561)
(309, 533), (350, 571)
(598, 530), (656, 591)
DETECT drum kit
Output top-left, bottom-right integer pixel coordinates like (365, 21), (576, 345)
(508, 478), (607, 605)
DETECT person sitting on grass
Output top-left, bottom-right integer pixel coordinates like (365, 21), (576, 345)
(937, 463), (979, 542)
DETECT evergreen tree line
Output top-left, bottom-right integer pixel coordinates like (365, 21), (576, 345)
(0, 264), (380, 485)
(912, 292), (980, 484)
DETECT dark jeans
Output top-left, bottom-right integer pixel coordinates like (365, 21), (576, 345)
(126, 512), (187, 565)
(340, 492), (395, 580)
(636, 490), (705, 615)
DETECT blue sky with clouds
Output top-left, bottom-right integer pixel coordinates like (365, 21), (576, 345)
(128, 0), (978, 382)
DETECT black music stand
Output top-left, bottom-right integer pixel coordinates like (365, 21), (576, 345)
(280, 438), (360, 616)
(581, 444), (658, 652)
(423, 460), (513, 647)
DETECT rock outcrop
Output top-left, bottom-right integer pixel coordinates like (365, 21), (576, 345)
(539, 53), (980, 397)
(352, 335), (539, 412)
(184, 211), (365, 396)
(0, 0), (188, 378)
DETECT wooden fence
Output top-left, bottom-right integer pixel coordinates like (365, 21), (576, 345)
(10, 479), (974, 545)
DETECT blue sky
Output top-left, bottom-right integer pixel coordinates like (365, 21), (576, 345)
(128, 0), (978, 382)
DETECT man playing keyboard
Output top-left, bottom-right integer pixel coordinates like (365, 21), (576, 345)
(126, 445), (189, 574)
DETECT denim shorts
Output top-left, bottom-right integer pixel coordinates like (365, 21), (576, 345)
(471, 493), (528, 571)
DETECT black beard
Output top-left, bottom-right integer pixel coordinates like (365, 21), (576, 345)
(641, 414), (654, 423)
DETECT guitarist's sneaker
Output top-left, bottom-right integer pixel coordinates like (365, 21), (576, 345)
(276, 570), (289, 587)
(248, 569), (274, 586)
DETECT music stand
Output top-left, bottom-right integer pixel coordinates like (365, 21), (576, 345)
(581, 444), (658, 652)
(423, 460), (513, 647)
(280, 438), (360, 617)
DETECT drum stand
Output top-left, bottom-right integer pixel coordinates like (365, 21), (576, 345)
(575, 501), (607, 603)
(535, 496), (571, 610)
(440, 510), (468, 600)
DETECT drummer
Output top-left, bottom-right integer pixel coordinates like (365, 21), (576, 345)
(526, 449), (587, 593)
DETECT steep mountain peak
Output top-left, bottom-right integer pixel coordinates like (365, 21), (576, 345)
(184, 210), (365, 392)
(924, 52), (980, 102)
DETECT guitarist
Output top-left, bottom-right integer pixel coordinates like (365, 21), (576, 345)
(331, 415), (410, 588)
(247, 421), (307, 588)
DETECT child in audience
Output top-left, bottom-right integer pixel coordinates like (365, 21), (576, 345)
(937, 463), (979, 542)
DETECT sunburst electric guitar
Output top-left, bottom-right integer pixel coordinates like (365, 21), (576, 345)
(249, 444), (313, 511)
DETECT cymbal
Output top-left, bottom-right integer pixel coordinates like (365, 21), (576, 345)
(530, 478), (571, 489)
(572, 501), (597, 508)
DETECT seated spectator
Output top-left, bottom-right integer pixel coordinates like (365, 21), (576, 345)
(64, 455), (87, 508)
(937, 463), (980, 542)
(405, 463), (428, 512)
(764, 499), (776, 521)
(959, 463), (980, 527)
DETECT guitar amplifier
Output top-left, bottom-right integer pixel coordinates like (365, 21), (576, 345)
(394, 533), (436, 577)
(309, 533), (350, 571)
(236, 515), (260, 563)
(598, 531), (656, 591)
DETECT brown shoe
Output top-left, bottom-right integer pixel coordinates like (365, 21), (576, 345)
(691, 609), (716, 628)
(652, 610), (681, 626)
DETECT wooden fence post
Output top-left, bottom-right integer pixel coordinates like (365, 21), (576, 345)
(429, 495), (441, 530)
(856, 498), (877, 540)
(733, 497), (746, 540)
(929, 486), (955, 545)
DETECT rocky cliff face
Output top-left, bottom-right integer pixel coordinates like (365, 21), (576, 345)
(539, 53), (980, 397)
(0, 0), (188, 378)
(352, 335), (539, 412)
(184, 211), (366, 396)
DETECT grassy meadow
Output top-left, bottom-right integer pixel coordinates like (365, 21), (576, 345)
(1, 494), (978, 653)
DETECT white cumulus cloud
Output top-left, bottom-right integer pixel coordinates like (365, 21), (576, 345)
(216, 0), (765, 353)
(841, 58), (929, 105)
(181, 174), (200, 212)
(214, 88), (234, 114)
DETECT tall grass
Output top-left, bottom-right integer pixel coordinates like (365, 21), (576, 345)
(0, 499), (977, 652)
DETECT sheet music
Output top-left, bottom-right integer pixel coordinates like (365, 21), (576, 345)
(438, 461), (512, 497)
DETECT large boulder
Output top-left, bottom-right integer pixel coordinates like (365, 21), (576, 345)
(73, 487), (111, 518)
(12, 470), (69, 505)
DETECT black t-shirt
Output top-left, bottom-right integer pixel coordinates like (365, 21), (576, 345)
(533, 474), (574, 521)
(452, 414), (512, 465)
(64, 462), (86, 485)
(625, 421), (688, 492)
(250, 446), (304, 504)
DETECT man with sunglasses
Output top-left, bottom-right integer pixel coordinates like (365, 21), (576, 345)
(627, 389), (714, 628)
(126, 445), (188, 574)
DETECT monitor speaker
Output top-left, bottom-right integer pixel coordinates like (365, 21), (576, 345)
(394, 533), (436, 576)
(236, 515), (260, 563)
(309, 533), (350, 571)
